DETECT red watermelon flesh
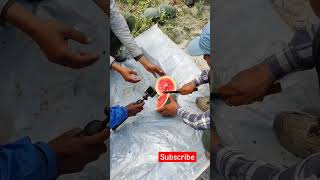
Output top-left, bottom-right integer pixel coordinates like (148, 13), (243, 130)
(155, 76), (177, 95)
(155, 94), (169, 110)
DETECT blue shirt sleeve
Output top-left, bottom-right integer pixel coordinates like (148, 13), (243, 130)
(110, 105), (128, 129)
(0, 137), (57, 180)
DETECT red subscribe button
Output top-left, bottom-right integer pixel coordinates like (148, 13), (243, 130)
(158, 152), (197, 162)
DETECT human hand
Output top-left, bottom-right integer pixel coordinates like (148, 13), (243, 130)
(31, 21), (99, 68)
(218, 63), (275, 106)
(119, 66), (141, 83)
(48, 128), (109, 175)
(111, 63), (141, 83)
(4, 3), (99, 68)
(138, 55), (165, 77)
(178, 81), (197, 95)
(156, 96), (178, 116)
(126, 102), (145, 117)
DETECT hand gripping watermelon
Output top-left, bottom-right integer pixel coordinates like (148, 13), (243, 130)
(155, 94), (169, 110)
(155, 76), (177, 95)
(155, 76), (176, 110)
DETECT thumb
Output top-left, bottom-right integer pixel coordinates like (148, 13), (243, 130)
(217, 84), (240, 97)
(83, 129), (109, 145)
(129, 70), (138, 75)
(156, 106), (166, 112)
(64, 28), (91, 44)
(168, 95), (175, 102)
(63, 128), (83, 137)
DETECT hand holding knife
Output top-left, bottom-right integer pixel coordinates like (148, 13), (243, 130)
(164, 88), (198, 94)
(165, 83), (282, 101)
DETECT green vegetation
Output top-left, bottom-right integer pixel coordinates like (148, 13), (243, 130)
(116, 0), (209, 45)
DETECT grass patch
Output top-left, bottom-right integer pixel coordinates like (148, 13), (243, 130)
(116, 0), (209, 45)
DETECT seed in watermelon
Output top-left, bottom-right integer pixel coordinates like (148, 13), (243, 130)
(155, 94), (169, 110)
(155, 76), (177, 95)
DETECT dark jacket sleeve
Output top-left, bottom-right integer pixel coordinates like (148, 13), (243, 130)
(0, 137), (57, 180)
(110, 105), (128, 129)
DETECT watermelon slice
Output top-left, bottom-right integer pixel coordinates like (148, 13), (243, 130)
(155, 93), (169, 110)
(155, 76), (177, 95)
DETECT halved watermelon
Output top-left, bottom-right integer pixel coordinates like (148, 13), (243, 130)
(155, 76), (177, 95)
(155, 93), (169, 110)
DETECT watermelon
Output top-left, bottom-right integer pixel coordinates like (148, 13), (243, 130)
(155, 94), (169, 110)
(155, 76), (177, 95)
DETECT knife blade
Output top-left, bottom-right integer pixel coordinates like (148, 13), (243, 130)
(164, 88), (199, 94)
(164, 90), (181, 94)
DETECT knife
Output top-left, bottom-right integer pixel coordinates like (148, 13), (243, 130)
(164, 88), (199, 94)
(211, 83), (282, 100)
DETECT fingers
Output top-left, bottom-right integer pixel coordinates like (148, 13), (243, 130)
(62, 52), (99, 69)
(126, 70), (141, 83)
(225, 95), (255, 106)
(63, 128), (83, 137)
(152, 72), (157, 78)
(217, 85), (241, 97)
(135, 101), (145, 108)
(155, 67), (165, 76)
(127, 76), (141, 83)
(156, 106), (166, 113)
(129, 70), (138, 76)
(168, 95), (175, 102)
(83, 129), (109, 145)
(64, 28), (90, 44)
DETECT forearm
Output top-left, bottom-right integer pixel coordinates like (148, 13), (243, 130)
(3, 2), (42, 36)
(111, 62), (123, 74)
(110, 0), (142, 58)
(0, 137), (57, 180)
(214, 147), (320, 180)
(177, 107), (211, 130)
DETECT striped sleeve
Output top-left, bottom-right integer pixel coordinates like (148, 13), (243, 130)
(264, 24), (318, 80)
(177, 108), (211, 130)
(110, 0), (142, 58)
(214, 147), (320, 180)
(193, 69), (209, 86)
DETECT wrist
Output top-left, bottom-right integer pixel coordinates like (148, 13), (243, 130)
(137, 55), (149, 67)
(134, 54), (144, 61)
(262, 57), (286, 81)
(192, 79), (199, 87)
(112, 63), (124, 74)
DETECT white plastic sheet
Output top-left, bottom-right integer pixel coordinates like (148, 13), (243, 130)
(110, 25), (210, 180)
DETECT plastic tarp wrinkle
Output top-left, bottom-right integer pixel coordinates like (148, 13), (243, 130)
(110, 25), (210, 180)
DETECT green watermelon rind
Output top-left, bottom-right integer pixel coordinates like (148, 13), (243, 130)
(155, 76), (177, 95)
